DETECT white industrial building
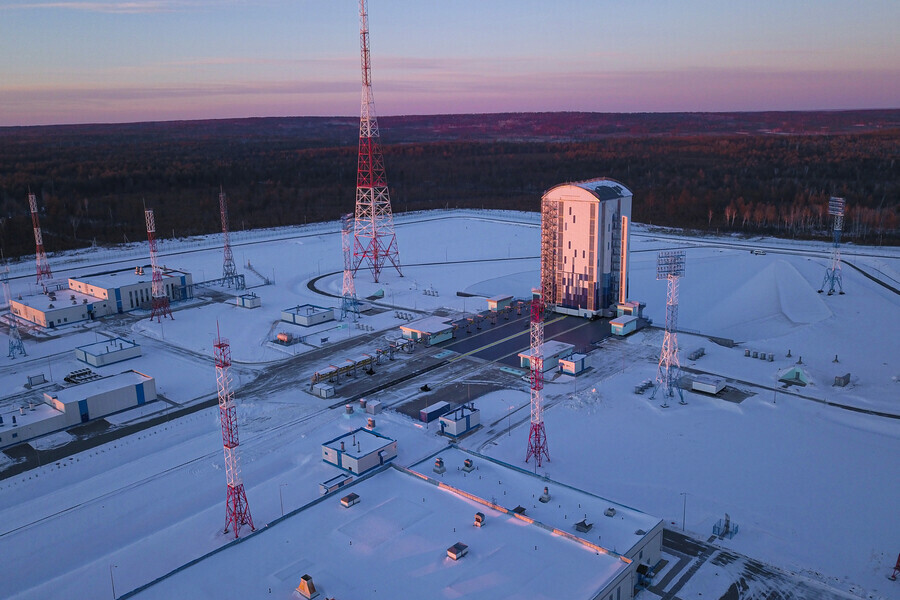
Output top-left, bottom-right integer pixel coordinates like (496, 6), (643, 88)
(519, 340), (575, 372)
(10, 288), (115, 328)
(0, 370), (156, 449)
(438, 404), (481, 438)
(399, 317), (454, 345)
(282, 304), (334, 327)
(321, 428), (397, 475)
(542, 178), (633, 317)
(74, 338), (141, 367)
(69, 266), (193, 313)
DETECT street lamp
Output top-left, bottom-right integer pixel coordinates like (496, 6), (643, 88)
(109, 564), (117, 600)
(508, 405), (514, 436)
(680, 492), (688, 531)
(279, 483), (288, 517)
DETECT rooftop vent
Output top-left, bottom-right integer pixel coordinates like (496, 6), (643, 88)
(474, 512), (485, 527)
(575, 519), (593, 533)
(447, 542), (469, 560)
(539, 486), (551, 503)
(513, 505), (527, 515)
(434, 457), (446, 474)
(294, 574), (319, 599)
(462, 458), (474, 472)
(340, 493), (359, 508)
(604, 507), (616, 517)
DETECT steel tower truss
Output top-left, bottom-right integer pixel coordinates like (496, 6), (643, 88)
(526, 198), (559, 467)
(340, 214), (360, 321)
(219, 187), (239, 287)
(144, 209), (173, 322)
(29, 193), (52, 284)
(214, 328), (254, 538)
(653, 251), (686, 406)
(818, 197), (845, 296)
(2, 265), (26, 358)
(352, 0), (401, 283)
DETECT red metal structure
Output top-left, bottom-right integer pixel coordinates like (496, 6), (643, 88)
(890, 553), (900, 580)
(144, 209), (173, 322)
(352, 0), (401, 283)
(29, 192), (52, 284)
(219, 187), (238, 286)
(526, 198), (558, 467)
(214, 325), (254, 538)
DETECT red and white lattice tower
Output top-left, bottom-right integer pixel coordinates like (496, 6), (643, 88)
(526, 198), (559, 467)
(653, 251), (686, 407)
(2, 263), (26, 358)
(214, 325), (254, 538)
(352, 0), (401, 283)
(29, 192), (53, 284)
(219, 187), (238, 286)
(144, 209), (173, 322)
(340, 214), (360, 321)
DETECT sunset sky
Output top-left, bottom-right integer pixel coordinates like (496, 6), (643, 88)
(1, 0), (898, 126)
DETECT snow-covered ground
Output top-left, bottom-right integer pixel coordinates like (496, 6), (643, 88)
(0, 209), (898, 599)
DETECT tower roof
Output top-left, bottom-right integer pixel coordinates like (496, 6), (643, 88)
(545, 177), (633, 201)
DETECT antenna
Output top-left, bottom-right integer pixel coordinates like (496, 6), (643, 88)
(652, 251), (686, 407)
(352, 0), (402, 283)
(219, 187), (239, 287)
(340, 214), (360, 321)
(526, 196), (559, 467)
(29, 192), (53, 285)
(214, 323), (254, 538)
(145, 208), (173, 322)
(818, 197), (846, 296)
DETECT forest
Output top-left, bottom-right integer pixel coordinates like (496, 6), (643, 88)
(0, 110), (897, 259)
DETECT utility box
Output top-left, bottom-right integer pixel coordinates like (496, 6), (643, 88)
(691, 375), (725, 395)
(312, 383), (335, 399)
(610, 315), (638, 337)
(234, 293), (261, 309)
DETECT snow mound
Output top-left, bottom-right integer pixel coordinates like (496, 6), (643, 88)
(697, 260), (831, 342)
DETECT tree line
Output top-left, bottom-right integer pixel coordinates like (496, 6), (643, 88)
(0, 113), (897, 258)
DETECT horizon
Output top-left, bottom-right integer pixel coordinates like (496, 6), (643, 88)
(1, 0), (899, 127)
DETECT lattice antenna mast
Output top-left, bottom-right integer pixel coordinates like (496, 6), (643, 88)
(145, 209), (173, 322)
(818, 197), (846, 296)
(526, 198), (558, 467)
(29, 192), (53, 285)
(352, 0), (401, 283)
(653, 251), (686, 407)
(214, 324), (254, 538)
(340, 214), (360, 321)
(2, 263), (26, 358)
(219, 187), (238, 286)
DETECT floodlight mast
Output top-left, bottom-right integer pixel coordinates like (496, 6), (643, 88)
(818, 197), (846, 295)
(352, 0), (401, 283)
(653, 251), (686, 406)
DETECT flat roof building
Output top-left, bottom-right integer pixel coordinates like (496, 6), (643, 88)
(69, 266), (193, 314)
(519, 340), (575, 372)
(321, 428), (397, 475)
(74, 338), (141, 367)
(10, 288), (114, 328)
(128, 466), (634, 600)
(282, 304), (334, 327)
(542, 178), (633, 318)
(399, 317), (454, 346)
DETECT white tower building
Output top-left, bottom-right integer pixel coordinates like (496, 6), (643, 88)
(541, 178), (633, 318)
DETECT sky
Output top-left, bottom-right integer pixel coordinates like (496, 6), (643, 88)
(0, 0), (898, 126)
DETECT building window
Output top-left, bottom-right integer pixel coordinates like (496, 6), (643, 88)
(572, 215), (576, 223)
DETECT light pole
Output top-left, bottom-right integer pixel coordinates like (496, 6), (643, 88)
(279, 483), (288, 517)
(680, 492), (687, 531)
(109, 564), (117, 599)
(508, 405), (514, 436)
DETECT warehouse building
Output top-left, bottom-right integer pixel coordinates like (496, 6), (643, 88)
(10, 288), (115, 328)
(0, 370), (156, 449)
(69, 265), (193, 314)
(542, 178), (633, 317)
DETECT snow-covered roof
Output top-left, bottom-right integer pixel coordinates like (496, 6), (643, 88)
(610, 315), (638, 325)
(131, 467), (628, 599)
(12, 288), (103, 311)
(76, 337), (139, 356)
(518, 340), (575, 360)
(412, 448), (662, 559)
(71, 267), (187, 290)
(400, 316), (454, 334)
(47, 371), (151, 406)
(545, 177), (633, 202)
(323, 428), (395, 458)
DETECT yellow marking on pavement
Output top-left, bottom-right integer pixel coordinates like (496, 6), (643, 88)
(448, 315), (567, 363)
